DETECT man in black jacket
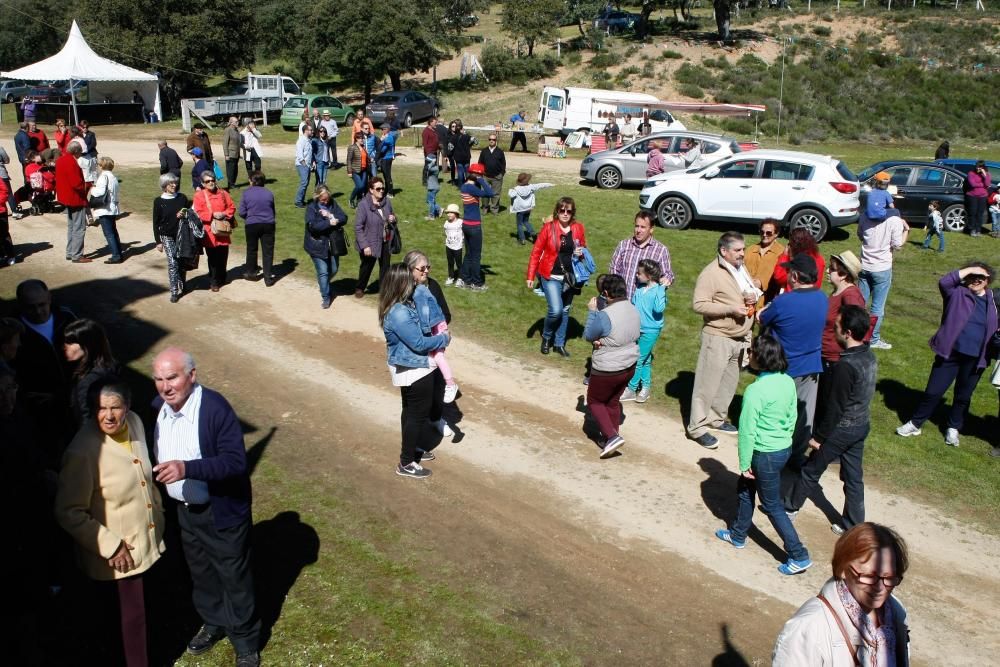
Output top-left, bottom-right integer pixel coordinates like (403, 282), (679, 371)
(158, 140), (184, 185)
(783, 304), (876, 535)
(477, 134), (506, 215)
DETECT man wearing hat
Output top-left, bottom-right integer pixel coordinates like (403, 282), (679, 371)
(820, 250), (866, 384)
(758, 253), (828, 467)
(189, 147), (211, 190)
(858, 182), (909, 350)
(319, 110), (339, 167)
(186, 123), (213, 165)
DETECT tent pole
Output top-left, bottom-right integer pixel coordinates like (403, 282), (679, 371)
(70, 77), (79, 125)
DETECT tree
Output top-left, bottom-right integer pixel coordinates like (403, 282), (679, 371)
(713, 0), (734, 43)
(258, 0), (332, 85)
(501, 0), (564, 56)
(0, 0), (64, 72)
(564, 0), (605, 45)
(76, 0), (257, 114)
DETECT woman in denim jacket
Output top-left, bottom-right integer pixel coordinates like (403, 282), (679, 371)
(379, 263), (452, 479)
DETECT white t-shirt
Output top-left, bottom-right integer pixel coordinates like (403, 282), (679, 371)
(444, 218), (464, 250)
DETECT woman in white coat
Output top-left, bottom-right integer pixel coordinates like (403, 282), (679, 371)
(89, 156), (123, 263)
(241, 120), (263, 175)
(773, 522), (910, 666)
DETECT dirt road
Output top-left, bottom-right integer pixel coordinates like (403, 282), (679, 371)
(2, 173), (997, 663)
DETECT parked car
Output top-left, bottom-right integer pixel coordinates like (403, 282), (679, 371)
(280, 94), (355, 130)
(366, 90), (438, 128)
(935, 158), (1000, 186)
(594, 10), (640, 33)
(25, 85), (70, 103)
(856, 160), (968, 231)
(580, 131), (743, 189)
(444, 14), (479, 28)
(0, 79), (31, 103)
(639, 149), (860, 240)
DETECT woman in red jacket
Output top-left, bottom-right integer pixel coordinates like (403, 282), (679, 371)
(192, 171), (236, 292)
(526, 197), (587, 357)
(768, 228), (825, 301)
(53, 118), (72, 153)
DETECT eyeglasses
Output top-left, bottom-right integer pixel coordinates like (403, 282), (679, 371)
(372, 186), (384, 192)
(849, 565), (902, 588)
(202, 179), (215, 184)
(558, 208), (574, 215)
(415, 265), (431, 272)
(489, 138), (497, 141)
(761, 231), (776, 237)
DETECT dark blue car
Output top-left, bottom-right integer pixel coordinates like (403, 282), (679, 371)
(935, 159), (1000, 189)
(857, 160), (969, 231)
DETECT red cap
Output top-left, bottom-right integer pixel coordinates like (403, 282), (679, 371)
(468, 163), (485, 175)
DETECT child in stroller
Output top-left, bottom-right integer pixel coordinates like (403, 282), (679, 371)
(23, 150), (57, 215)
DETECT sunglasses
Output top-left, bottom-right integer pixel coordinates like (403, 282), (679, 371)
(558, 208), (574, 214)
(415, 265), (431, 272)
(489, 138), (497, 141)
(202, 179), (215, 184)
(372, 186), (385, 192)
(761, 231), (776, 237)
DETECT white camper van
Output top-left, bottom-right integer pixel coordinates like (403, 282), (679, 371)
(538, 86), (685, 136)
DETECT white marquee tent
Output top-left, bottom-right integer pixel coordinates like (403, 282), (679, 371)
(1, 20), (161, 124)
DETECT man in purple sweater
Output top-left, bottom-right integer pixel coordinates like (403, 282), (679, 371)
(151, 347), (261, 667)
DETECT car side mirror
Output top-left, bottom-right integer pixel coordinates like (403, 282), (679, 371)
(704, 167), (720, 179)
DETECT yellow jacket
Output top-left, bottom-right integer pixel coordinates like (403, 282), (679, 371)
(55, 411), (165, 581)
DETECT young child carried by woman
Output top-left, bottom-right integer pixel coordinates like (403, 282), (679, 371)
(406, 250), (461, 403)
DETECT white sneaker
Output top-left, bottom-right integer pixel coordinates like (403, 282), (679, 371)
(445, 277), (455, 286)
(945, 428), (959, 447)
(434, 418), (454, 438)
(870, 339), (892, 350)
(895, 421), (921, 437)
(636, 387), (651, 403)
(454, 279), (466, 289)
(443, 383), (459, 404)
(600, 435), (625, 458)
(620, 388), (637, 402)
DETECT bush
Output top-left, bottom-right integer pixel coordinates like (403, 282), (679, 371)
(479, 42), (559, 85)
(641, 61), (656, 77)
(564, 51), (582, 66)
(619, 65), (641, 77)
(661, 49), (683, 60)
(812, 25), (832, 37)
(589, 52), (618, 69)
(677, 83), (704, 99)
(674, 62), (715, 88)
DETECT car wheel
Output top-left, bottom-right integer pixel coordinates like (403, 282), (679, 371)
(656, 197), (692, 229)
(942, 204), (966, 232)
(789, 208), (829, 241)
(596, 166), (622, 189)
(403, 113), (413, 128)
(344, 113), (355, 128)
(5, 94), (13, 103)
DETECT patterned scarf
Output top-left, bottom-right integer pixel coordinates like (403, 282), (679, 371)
(835, 578), (897, 667)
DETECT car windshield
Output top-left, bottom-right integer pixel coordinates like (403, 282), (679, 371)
(286, 98), (306, 109)
(372, 94), (400, 104)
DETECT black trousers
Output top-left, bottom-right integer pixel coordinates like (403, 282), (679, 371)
(356, 247), (390, 293)
(177, 503), (260, 655)
(381, 158), (393, 194)
(399, 368), (445, 466)
(243, 149), (261, 175)
(910, 353), (983, 430)
(510, 131), (527, 152)
(205, 245), (229, 288)
(446, 247), (462, 280)
(0, 213), (13, 258)
(243, 223), (275, 278)
(786, 423), (869, 530)
(225, 158), (239, 188)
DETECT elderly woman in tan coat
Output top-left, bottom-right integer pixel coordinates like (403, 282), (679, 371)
(55, 379), (165, 667)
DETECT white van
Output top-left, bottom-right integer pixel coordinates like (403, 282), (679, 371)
(538, 86), (685, 137)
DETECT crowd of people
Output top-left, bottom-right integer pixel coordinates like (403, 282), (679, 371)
(3, 112), (997, 665)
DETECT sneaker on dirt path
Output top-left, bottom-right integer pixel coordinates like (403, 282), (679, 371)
(600, 435), (625, 458)
(778, 557), (813, 575)
(715, 529), (746, 549)
(896, 421), (921, 437)
(945, 427), (960, 447)
(434, 418), (454, 438)
(692, 433), (719, 449)
(830, 523), (845, 535)
(396, 462), (431, 478)
(711, 422), (738, 434)
(443, 383), (459, 404)
(417, 449), (436, 461)
(620, 388), (637, 402)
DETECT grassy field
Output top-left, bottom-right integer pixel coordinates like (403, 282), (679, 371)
(114, 147), (1000, 534)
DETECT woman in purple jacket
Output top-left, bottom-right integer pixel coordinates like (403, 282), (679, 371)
(354, 176), (396, 298)
(896, 262), (999, 447)
(236, 170), (276, 285)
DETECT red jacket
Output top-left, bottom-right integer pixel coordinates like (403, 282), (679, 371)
(422, 125), (439, 155)
(769, 248), (825, 295)
(0, 177), (8, 214)
(526, 219), (587, 281)
(55, 153), (87, 208)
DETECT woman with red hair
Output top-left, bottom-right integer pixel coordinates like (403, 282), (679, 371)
(773, 522), (911, 666)
(768, 228), (826, 300)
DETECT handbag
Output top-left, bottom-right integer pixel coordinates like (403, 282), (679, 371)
(203, 190), (232, 237)
(212, 161), (224, 181)
(330, 226), (349, 257)
(387, 220), (402, 255)
(87, 175), (110, 208)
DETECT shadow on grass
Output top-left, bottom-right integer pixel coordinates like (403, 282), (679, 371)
(711, 623), (752, 667)
(697, 458), (787, 563)
(877, 378), (923, 426)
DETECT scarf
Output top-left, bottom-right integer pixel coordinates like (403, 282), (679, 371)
(835, 578), (896, 667)
(719, 256), (762, 300)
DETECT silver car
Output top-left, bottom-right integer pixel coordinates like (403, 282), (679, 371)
(580, 131), (743, 189)
(0, 79), (31, 103)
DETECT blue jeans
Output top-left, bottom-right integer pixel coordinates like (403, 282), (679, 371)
(350, 172), (367, 204)
(316, 161), (328, 185)
(98, 215), (122, 260)
(730, 447), (809, 562)
(857, 268), (892, 343)
(295, 164), (311, 205)
(516, 211), (536, 242)
(459, 223), (483, 286)
(311, 254), (338, 300)
(426, 188), (440, 217)
(456, 162), (468, 184)
(540, 275), (575, 347)
(991, 209), (1000, 233)
(923, 228), (945, 251)
(628, 330), (660, 391)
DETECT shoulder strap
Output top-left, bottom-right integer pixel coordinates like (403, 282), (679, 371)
(817, 594), (861, 667)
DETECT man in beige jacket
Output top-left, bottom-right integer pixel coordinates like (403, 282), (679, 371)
(687, 232), (761, 449)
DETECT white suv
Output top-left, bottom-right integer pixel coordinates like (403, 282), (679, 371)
(638, 149), (860, 240)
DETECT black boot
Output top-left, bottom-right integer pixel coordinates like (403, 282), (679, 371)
(553, 346), (570, 358)
(540, 338), (552, 355)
